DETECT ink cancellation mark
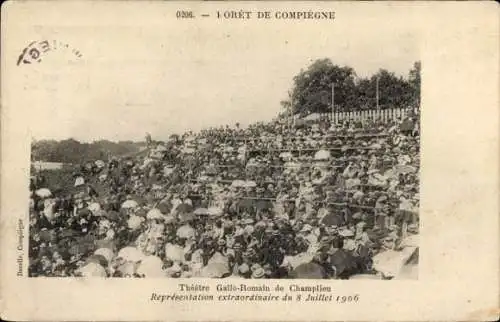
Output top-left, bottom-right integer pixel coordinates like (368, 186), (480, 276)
(17, 40), (83, 66)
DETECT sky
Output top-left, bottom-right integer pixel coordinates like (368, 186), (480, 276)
(9, 2), (419, 143)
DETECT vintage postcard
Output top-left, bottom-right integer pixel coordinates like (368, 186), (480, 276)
(1, 1), (498, 321)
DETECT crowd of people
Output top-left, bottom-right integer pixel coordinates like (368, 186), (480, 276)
(29, 110), (420, 279)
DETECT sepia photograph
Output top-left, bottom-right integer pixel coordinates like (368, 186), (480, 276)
(26, 27), (420, 280)
(2, 1), (499, 321)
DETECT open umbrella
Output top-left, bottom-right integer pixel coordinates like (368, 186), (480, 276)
(372, 249), (414, 278)
(290, 262), (327, 279)
(231, 180), (246, 188)
(176, 224), (195, 239)
(163, 166), (175, 176)
(121, 200), (139, 209)
(207, 207), (223, 217)
(193, 208), (210, 216)
(117, 247), (145, 262)
(146, 208), (164, 220)
(163, 214), (176, 224)
(314, 150), (331, 161)
(77, 262), (107, 277)
(35, 188), (52, 198)
(136, 255), (165, 277)
(164, 243), (185, 262)
(279, 152), (293, 159)
(208, 252), (229, 265)
(94, 247), (115, 263)
(244, 180), (257, 188)
(200, 262), (230, 278)
(127, 215), (144, 230)
(87, 254), (109, 267)
(116, 262), (139, 276)
(284, 253), (314, 269)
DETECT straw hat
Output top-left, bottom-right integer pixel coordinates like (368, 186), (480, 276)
(251, 263), (262, 272)
(252, 267), (265, 279)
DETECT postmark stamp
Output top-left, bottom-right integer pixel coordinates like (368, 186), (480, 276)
(17, 40), (83, 66)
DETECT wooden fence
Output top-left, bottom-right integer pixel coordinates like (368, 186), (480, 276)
(294, 107), (420, 124)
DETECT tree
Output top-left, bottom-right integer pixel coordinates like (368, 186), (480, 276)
(408, 61), (421, 107)
(290, 59), (357, 115)
(31, 139), (143, 163)
(370, 69), (412, 109)
(283, 59), (421, 115)
(355, 78), (375, 110)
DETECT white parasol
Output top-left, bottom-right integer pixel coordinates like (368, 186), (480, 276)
(77, 262), (107, 277)
(164, 243), (185, 262)
(121, 200), (139, 209)
(207, 207), (223, 217)
(116, 262), (138, 276)
(193, 208), (209, 216)
(117, 247), (145, 262)
(127, 215), (144, 230)
(282, 253), (315, 269)
(136, 255), (165, 277)
(372, 247), (418, 278)
(163, 214), (176, 224)
(176, 224), (195, 239)
(146, 208), (164, 220)
(94, 248), (115, 264)
(244, 180), (257, 188)
(35, 188), (52, 198)
(200, 262), (230, 278)
(314, 150), (331, 161)
(231, 180), (246, 188)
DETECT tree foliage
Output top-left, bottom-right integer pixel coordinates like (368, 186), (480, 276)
(31, 139), (145, 164)
(285, 58), (421, 115)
